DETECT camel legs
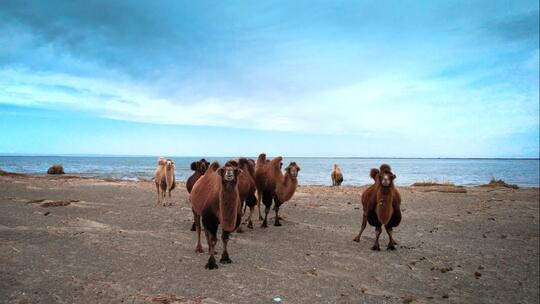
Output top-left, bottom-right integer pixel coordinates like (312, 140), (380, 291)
(353, 213), (368, 242)
(371, 226), (382, 251)
(274, 200), (283, 227)
(155, 184), (161, 206)
(205, 231), (218, 270)
(257, 191), (263, 220)
(261, 206), (270, 228)
(193, 211), (203, 253)
(246, 206), (255, 229)
(220, 231), (232, 264)
(385, 225), (397, 250)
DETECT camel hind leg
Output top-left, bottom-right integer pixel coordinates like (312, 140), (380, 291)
(155, 184), (161, 206)
(193, 212), (203, 253)
(257, 191), (263, 220)
(353, 212), (368, 242)
(260, 191), (273, 228)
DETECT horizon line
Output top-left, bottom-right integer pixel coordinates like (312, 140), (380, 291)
(0, 153), (538, 160)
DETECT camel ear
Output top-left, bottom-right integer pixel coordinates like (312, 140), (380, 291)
(190, 162), (197, 171)
(217, 167), (225, 176)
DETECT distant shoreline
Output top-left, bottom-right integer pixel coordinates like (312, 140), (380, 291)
(0, 154), (538, 160)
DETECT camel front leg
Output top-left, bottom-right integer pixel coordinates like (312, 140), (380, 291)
(353, 212), (368, 242)
(371, 226), (382, 251)
(220, 231), (232, 264)
(274, 200), (283, 227)
(204, 231), (218, 270)
(385, 225), (397, 250)
(261, 206), (270, 228)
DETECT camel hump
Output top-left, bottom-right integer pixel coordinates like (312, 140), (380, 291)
(225, 159), (239, 167)
(157, 157), (166, 166)
(370, 168), (379, 180)
(208, 161), (220, 172)
(380, 164), (392, 173)
(272, 156), (283, 163)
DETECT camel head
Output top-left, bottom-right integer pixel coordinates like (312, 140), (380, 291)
(378, 169), (396, 187)
(157, 157), (167, 167)
(285, 162), (300, 179)
(217, 166), (242, 184)
(190, 159), (210, 174)
(165, 159), (175, 170)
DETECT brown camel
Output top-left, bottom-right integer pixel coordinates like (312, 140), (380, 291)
(353, 164), (401, 250)
(255, 153), (300, 227)
(190, 162), (242, 269)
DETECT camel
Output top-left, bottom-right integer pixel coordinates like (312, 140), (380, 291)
(153, 157), (166, 205)
(331, 164), (344, 186)
(353, 164), (401, 250)
(186, 158), (210, 193)
(255, 154), (300, 227)
(225, 158), (257, 229)
(190, 162), (242, 269)
(187, 158), (210, 231)
(154, 158), (176, 206)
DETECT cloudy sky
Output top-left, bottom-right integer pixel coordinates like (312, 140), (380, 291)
(0, 0), (538, 157)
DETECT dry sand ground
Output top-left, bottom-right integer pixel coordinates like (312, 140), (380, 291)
(0, 174), (538, 304)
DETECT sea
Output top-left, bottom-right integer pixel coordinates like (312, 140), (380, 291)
(0, 156), (538, 188)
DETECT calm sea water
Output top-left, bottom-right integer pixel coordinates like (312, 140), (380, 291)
(0, 156), (538, 187)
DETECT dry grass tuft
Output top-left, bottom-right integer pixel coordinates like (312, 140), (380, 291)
(411, 179), (455, 187)
(480, 178), (519, 189)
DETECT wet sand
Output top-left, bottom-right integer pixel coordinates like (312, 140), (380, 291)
(0, 174), (538, 303)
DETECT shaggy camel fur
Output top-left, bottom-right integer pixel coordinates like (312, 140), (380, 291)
(353, 164), (401, 250)
(225, 158), (257, 229)
(187, 158), (210, 231)
(190, 162), (242, 269)
(255, 154), (300, 227)
(331, 164), (344, 186)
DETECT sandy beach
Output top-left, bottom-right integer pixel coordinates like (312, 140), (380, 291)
(0, 173), (538, 304)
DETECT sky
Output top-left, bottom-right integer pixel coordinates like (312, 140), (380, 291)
(0, 0), (538, 158)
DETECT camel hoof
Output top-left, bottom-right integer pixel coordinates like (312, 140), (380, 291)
(371, 245), (381, 251)
(236, 227), (244, 233)
(190, 223), (196, 231)
(247, 221), (253, 229)
(387, 244), (396, 251)
(274, 220), (282, 227)
(205, 256), (218, 270)
(261, 220), (268, 228)
(195, 246), (203, 253)
(353, 237), (360, 243)
(258, 215), (264, 221)
(220, 253), (232, 264)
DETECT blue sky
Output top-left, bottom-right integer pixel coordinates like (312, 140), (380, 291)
(0, 0), (538, 158)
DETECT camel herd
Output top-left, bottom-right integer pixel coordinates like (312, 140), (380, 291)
(153, 155), (402, 269)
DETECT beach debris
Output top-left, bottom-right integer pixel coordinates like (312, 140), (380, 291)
(442, 293), (449, 299)
(303, 267), (319, 276)
(27, 199), (46, 204)
(474, 271), (482, 279)
(431, 266), (453, 273)
(47, 164), (65, 175)
(43, 211), (51, 216)
(478, 265), (484, 270)
(150, 293), (186, 304)
(273, 296), (282, 303)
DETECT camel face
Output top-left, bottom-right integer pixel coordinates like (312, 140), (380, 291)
(165, 160), (174, 170)
(218, 166), (241, 183)
(286, 162), (300, 179)
(379, 171), (396, 187)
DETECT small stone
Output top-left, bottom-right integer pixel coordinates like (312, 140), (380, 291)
(475, 271), (482, 278)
